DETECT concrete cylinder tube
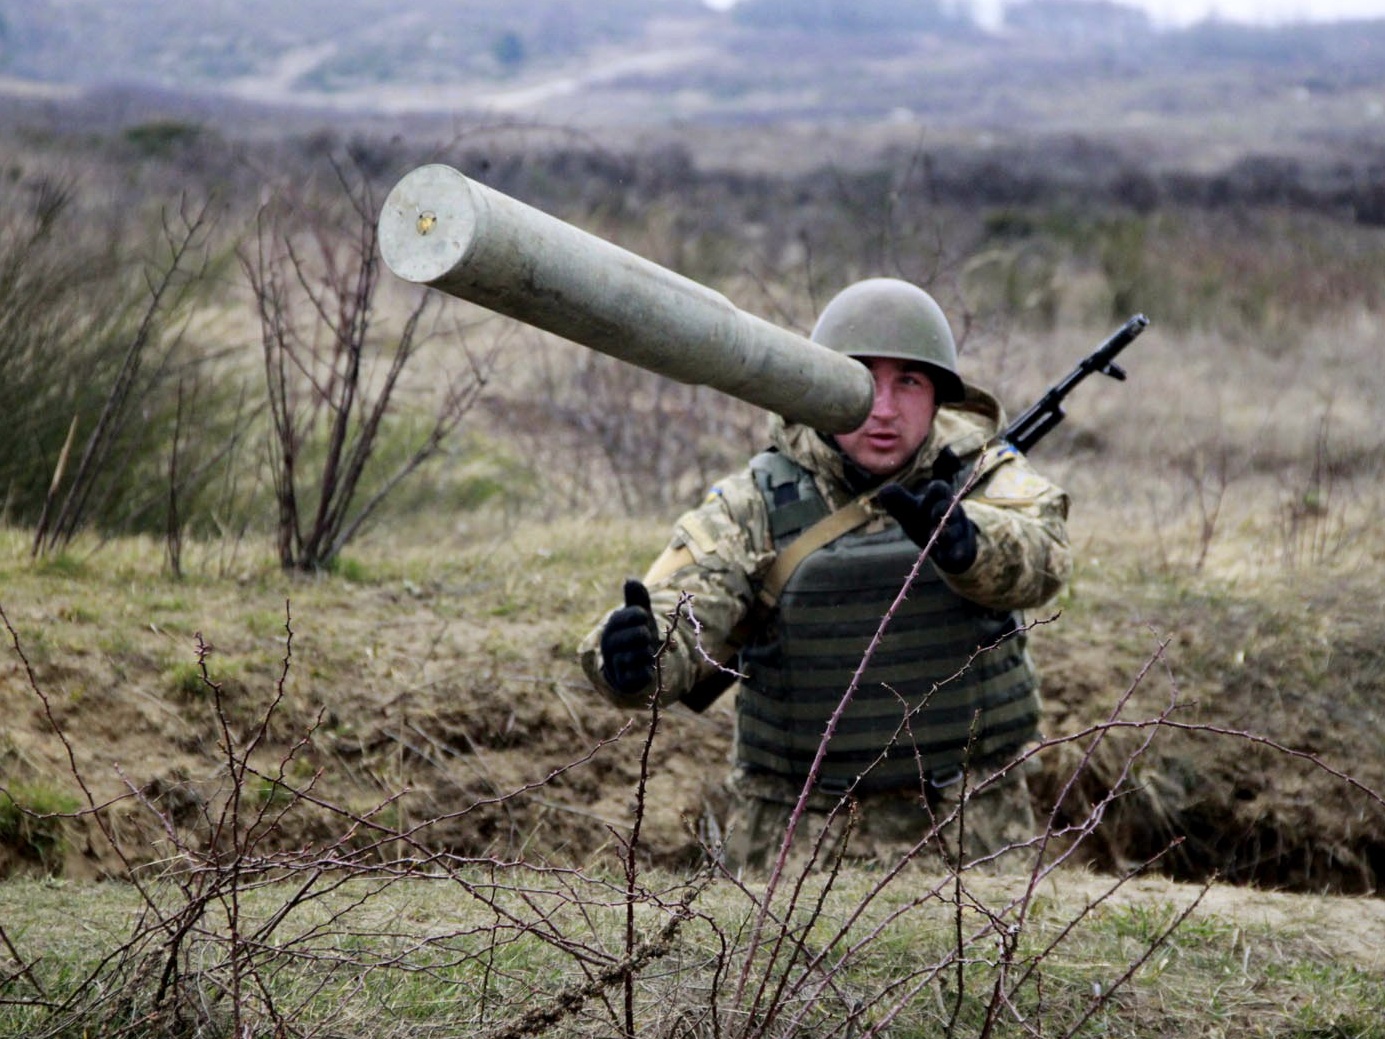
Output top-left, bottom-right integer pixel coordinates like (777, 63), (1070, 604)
(378, 164), (873, 433)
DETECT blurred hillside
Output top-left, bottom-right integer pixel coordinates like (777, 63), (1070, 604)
(2, 0), (1385, 174)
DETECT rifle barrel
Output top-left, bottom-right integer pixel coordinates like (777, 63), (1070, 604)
(1005, 313), (1149, 453)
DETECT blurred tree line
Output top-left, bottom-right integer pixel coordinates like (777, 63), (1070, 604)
(2, 113), (1383, 565)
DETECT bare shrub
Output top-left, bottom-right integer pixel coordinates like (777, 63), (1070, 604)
(490, 333), (766, 518)
(242, 158), (496, 571)
(0, 176), (235, 556)
(1276, 407), (1352, 569)
(30, 197), (220, 558)
(1168, 428), (1253, 574)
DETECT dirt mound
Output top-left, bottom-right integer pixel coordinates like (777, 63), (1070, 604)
(1031, 572), (1385, 894)
(1, 537), (1382, 898)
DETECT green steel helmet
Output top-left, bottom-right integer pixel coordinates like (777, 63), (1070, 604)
(810, 278), (964, 403)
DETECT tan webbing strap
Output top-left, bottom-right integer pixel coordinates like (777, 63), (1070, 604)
(642, 544), (696, 585)
(643, 498), (877, 603)
(756, 495), (876, 611)
(681, 493), (878, 713)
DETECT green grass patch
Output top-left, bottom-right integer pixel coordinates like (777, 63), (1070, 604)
(164, 659), (207, 698)
(0, 783), (81, 872)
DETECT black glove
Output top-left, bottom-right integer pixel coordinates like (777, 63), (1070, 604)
(877, 480), (979, 574)
(599, 579), (659, 697)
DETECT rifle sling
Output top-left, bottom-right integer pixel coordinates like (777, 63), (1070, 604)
(665, 494), (877, 713)
(754, 494), (876, 614)
(646, 494), (877, 629)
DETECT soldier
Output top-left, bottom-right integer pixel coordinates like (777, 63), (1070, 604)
(579, 278), (1071, 874)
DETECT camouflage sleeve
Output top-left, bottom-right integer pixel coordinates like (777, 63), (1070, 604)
(578, 470), (774, 708)
(943, 444), (1071, 611)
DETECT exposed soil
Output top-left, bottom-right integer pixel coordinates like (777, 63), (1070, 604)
(1, 535), (1382, 933)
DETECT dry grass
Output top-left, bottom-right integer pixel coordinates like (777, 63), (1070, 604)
(3, 329), (1384, 1035)
(3, 87), (1385, 1036)
(0, 865), (1381, 1038)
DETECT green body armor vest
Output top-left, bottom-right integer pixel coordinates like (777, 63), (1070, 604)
(734, 451), (1041, 795)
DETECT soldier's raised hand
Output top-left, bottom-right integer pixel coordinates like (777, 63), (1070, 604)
(599, 579), (659, 696)
(877, 480), (978, 574)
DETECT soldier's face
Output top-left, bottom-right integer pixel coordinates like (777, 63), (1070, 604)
(836, 357), (938, 477)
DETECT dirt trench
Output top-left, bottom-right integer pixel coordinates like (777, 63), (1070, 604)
(2, 572), (1381, 897)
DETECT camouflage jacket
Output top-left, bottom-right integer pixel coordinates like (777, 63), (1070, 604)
(578, 384), (1072, 709)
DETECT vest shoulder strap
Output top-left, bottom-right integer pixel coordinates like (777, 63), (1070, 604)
(749, 449), (885, 612)
(755, 496), (875, 610)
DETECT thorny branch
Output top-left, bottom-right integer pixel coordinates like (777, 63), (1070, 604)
(2, 586), (1381, 1037)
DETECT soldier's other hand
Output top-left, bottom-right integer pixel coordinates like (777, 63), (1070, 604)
(599, 579), (659, 697)
(877, 481), (978, 574)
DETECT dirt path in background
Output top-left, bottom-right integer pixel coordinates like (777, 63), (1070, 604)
(211, 23), (713, 116)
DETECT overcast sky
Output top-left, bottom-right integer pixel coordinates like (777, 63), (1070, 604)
(706, 0), (1385, 29)
(1126, 0), (1385, 26)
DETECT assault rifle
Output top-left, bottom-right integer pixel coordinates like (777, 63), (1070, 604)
(678, 312), (1151, 714)
(1004, 312), (1148, 452)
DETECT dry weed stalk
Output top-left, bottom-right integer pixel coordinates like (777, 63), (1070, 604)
(1277, 406), (1350, 568)
(31, 196), (216, 559)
